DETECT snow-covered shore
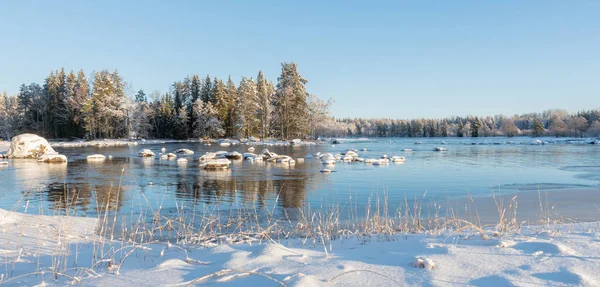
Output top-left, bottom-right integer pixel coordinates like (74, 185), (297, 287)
(1, 208), (599, 286)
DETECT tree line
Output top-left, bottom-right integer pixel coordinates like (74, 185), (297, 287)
(2, 63), (599, 140)
(330, 109), (600, 138)
(0, 62), (334, 140)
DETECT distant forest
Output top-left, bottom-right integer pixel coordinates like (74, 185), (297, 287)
(1, 63), (599, 140)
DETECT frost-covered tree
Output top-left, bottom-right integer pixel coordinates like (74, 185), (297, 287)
(306, 94), (333, 138)
(500, 118), (520, 137)
(191, 99), (223, 138)
(84, 70), (127, 138)
(587, 120), (600, 137)
(130, 93), (153, 139)
(549, 116), (568, 137)
(566, 116), (588, 137)
(256, 71), (274, 139)
(225, 76), (238, 137)
(236, 77), (259, 138)
(0, 92), (20, 139)
(188, 75), (201, 134)
(211, 77), (229, 127)
(273, 62), (309, 139)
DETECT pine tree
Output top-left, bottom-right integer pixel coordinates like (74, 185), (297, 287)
(532, 118), (545, 137)
(225, 76), (238, 137)
(200, 74), (212, 103)
(273, 62), (309, 139)
(256, 70), (273, 139)
(441, 121), (449, 137)
(135, 89), (146, 103)
(471, 117), (481, 137)
(457, 120), (464, 137)
(173, 107), (189, 139)
(236, 77), (259, 138)
(211, 77), (229, 128)
(72, 70), (89, 138)
(188, 75), (201, 136)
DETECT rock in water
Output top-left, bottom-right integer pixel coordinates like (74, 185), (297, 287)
(38, 154), (68, 163)
(86, 154), (106, 161)
(6, 134), (57, 159)
(174, 148), (194, 155)
(138, 149), (155, 157)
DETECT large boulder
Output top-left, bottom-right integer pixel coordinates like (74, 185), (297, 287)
(6, 134), (58, 159)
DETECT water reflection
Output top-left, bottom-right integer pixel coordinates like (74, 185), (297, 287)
(0, 137), (598, 223)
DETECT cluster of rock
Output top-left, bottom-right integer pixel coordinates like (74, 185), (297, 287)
(311, 149), (406, 167)
(197, 148), (300, 170)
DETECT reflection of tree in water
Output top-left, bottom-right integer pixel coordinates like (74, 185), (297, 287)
(46, 182), (92, 212)
(46, 182), (125, 213)
(175, 170), (309, 210)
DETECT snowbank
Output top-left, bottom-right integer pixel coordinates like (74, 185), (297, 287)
(2, 208), (598, 286)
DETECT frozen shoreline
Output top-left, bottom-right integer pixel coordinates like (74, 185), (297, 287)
(1, 208), (599, 286)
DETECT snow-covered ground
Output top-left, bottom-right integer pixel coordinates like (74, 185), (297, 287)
(1, 208), (599, 286)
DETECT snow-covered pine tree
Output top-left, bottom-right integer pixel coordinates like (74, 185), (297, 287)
(211, 77), (229, 130)
(236, 77), (259, 138)
(225, 76), (238, 137)
(256, 70), (274, 139)
(273, 62), (309, 139)
(188, 74), (201, 135)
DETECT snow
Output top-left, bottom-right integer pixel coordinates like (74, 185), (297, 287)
(86, 154), (106, 161)
(137, 149), (155, 157)
(2, 208), (599, 286)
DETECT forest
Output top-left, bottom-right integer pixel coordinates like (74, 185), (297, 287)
(1, 62), (599, 140)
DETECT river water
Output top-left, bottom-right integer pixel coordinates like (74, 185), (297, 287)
(1, 137), (599, 223)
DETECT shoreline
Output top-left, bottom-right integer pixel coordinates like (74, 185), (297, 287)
(1, 206), (599, 286)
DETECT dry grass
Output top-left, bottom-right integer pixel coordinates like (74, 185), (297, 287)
(0, 180), (581, 286)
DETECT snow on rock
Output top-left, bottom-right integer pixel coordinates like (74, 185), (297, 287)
(138, 149), (156, 157)
(247, 146), (255, 152)
(391, 156), (406, 163)
(167, 153), (177, 158)
(86, 154), (106, 161)
(0, 161), (8, 166)
(5, 133), (58, 159)
(177, 158), (188, 164)
(225, 151), (243, 160)
(434, 147), (447, 151)
(199, 152), (217, 161)
(174, 148), (194, 155)
(321, 154), (336, 165)
(413, 257), (436, 269)
(37, 154), (68, 163)
(200, 158), (232, 170)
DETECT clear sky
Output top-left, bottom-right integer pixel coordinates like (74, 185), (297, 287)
(1, 0), (599, 119)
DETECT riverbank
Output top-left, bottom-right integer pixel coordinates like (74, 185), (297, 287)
(1, 207), (598, 286)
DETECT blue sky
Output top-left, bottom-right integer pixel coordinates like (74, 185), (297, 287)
(1, 0), (599, 119)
